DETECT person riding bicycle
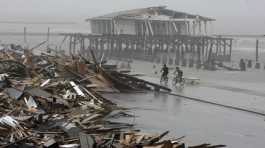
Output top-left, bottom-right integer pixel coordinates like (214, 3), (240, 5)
(173, 67), (183, 83)
(160, 64), (169, 82)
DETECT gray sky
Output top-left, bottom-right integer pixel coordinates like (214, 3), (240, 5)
(0, 0), (264, 34)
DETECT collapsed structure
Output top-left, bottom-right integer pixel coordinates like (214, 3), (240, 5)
(0, 43), (226, 147)
(59, 6), (233, 70)
(88, 6), (214, 36)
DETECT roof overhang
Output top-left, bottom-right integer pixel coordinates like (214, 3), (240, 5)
(86, 6), (215, 22)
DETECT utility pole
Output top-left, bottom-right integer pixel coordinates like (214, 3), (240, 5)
(255, 39), (260, 69)
(256, 39), (259, 62)
(47, 27), (50, 50)
(23, 27), (27, 48)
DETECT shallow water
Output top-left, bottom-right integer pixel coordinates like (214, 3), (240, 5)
(105, 60), (265, 148)
(104, 92), (265, 148)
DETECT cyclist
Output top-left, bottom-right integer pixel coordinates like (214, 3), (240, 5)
(160, 64), (169, 83)
(173, 66), (183, 84)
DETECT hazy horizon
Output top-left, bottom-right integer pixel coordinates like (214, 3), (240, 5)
(0, 0), (265, 34)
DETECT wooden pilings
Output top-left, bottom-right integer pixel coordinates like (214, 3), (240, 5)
(256, 39), (259, 62)
(61, 33), (233, 65)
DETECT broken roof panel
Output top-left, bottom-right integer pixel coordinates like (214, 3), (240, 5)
(87, 6), (215, 21)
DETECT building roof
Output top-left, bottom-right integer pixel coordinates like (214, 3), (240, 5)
(86, 6), (215, 21)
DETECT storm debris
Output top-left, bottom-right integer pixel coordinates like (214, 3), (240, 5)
(0, 44), (224, 148)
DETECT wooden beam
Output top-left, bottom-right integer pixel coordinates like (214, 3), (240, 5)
(256, 40), (259, 62)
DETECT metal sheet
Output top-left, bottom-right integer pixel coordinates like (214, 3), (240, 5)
(5, 87), (23, 100)
(79, 133), (95, 148)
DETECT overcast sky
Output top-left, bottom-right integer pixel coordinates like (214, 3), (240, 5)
(0, 0), (264, 34)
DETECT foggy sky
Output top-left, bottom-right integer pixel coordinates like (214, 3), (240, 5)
(0, 0), (265, 34)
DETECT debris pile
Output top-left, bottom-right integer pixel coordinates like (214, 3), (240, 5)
(0, 44), (225, 148)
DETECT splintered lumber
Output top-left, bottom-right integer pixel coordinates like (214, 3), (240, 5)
(144, 140), (185, 148)
(100, 69), (142, 92)
(0, 43), (226, 148)
(0, 136), (31, 148)
(189, 144), (226, 148)
(145, 131), (170, 145)
(207, 145), (226, 148)
(189, 144), (211, 148)
(89, 50), (139, 92)
(110, 71), (171, 92)
(64, 66), (86, 79)
(89, 49), (147, 92)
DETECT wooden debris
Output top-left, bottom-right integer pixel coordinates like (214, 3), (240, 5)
(0, 44), (225, 148)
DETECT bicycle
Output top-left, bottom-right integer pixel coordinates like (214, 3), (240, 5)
(172, 75), (185, 88)
(160, 74), (168, 86)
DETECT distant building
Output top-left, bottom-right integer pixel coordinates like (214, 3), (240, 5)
(86, 6), (215, 36)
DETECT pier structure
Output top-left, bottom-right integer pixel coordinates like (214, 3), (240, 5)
(60, 33), (232, 67)
(60, 6), (233, 67)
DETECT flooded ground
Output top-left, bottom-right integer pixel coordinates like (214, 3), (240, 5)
(104, 93), (265, 148)
(105, 60), (265, 148)
(130, 60), (265, 114)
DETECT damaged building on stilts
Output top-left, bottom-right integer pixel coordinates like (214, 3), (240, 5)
(61, 6), (233, 69)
